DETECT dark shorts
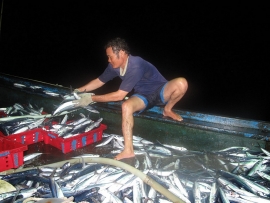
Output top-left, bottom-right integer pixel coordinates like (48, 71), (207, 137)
(131, 83), (168, 113)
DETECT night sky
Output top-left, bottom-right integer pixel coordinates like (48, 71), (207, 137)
(0, 1), (269, 121)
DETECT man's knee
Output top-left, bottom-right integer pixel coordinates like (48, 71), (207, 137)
(175, 77), (188, 92)
(122, 98), (146, 114)
(121, 101), (130, 112)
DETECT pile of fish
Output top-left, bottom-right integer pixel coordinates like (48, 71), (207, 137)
(0, 103), (44, 117)
(0, 92), (100, 136)
(12, 83), (98, 116)
(13, 83), (62, 98)
(1, 132), (270, 203)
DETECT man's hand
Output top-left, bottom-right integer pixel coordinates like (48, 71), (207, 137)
(73, 93), (95, 107)
(72, 88), (80, 94)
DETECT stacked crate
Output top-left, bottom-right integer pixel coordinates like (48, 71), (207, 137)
(0, 110), (107, 171)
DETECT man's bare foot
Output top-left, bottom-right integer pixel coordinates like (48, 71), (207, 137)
(163, 109), (183, 121)
(114, 150), (135, 160)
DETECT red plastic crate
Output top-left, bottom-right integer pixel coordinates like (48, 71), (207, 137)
(4, 128), (44, 145)
(0, 137), (28, 172)
(43, 124), (107, 153)
(0, 111), (7, 118)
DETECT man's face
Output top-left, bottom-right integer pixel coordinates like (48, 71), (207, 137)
(106, 47), (124, 68)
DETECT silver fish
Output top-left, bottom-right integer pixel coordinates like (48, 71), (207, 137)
(133, 179), (143, 203)
(209, 182), (217, 203)
(219, 187), (230, 203)
(240, 194), (270, 203)
(148, 169), (175, 177)
(168, 184), (191, 203)
(261, 148), (270, 156)
(107, 173), (135, 193)
(99, 189), (123, 203)
(171, 172), (189, 198)
(83, 105), (100, 114)
(28, 118), (46, 129)
(95, 135), (114, 147)
(163, 144), (187, 151)
(43, 90), (60, 97)
(217, 177), (256, 197)
(14, 83), (26, 88)
(112, 138), (124, 149)
(84, 118), (103, 132)
(247, 159), (264, 176)
(24, 153), (43, 162)
(52, 101), (77, 115)
(238, 175), (270, 196)
(30, 85), (42, 89)
(257, 171), (270, 182)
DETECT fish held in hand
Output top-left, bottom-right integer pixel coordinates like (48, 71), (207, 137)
(52, 101), (77, 115)
(73, 93), (95, 108)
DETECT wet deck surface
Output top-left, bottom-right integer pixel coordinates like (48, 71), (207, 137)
(22, 140), (115, 167)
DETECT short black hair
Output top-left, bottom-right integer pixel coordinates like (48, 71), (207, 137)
(105, 37), (130, 56)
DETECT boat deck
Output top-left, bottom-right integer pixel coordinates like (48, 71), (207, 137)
(1, 72), (270, 154)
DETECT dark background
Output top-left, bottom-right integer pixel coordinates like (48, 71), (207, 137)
(0, 1), (269, 121)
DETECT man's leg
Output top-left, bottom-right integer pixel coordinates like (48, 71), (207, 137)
(162, 77), (188, 121)
(114, 96), (146, 160)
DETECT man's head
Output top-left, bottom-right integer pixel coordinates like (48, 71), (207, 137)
(105, 37), (130, 68)
(105, 37), (130, 57)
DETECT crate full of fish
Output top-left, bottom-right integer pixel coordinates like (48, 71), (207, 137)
(2, 127), (45, 145)
(0, 137), (28, 172)
(43, 117), (107, 153)
(0, 117), (46, 145)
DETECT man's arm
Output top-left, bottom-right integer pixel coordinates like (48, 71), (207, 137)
(92, 90), (128, 102)
(73, 84), (128, 107)
(77, 78), (105, 92)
